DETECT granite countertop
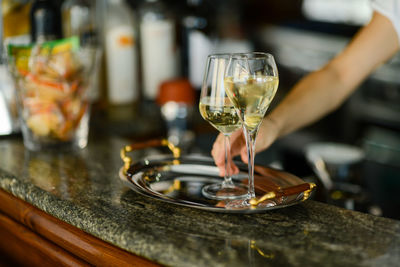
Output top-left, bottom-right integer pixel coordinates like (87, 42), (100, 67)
(0, 136), (400, 267)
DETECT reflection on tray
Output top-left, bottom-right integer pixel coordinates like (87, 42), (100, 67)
(120, 154), (315, 213)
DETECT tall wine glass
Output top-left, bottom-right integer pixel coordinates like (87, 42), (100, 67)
(199, 54), (248, 200)
(225, 52), (279, 207)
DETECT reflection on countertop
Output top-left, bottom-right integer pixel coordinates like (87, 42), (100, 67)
(0, 136), (400, 266)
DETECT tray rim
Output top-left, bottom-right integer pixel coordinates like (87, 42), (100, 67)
(119, 154), (314, 214)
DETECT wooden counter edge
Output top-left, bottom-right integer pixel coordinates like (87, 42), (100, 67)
(0, 211), (91, 266)
(0, 189), (160, 267)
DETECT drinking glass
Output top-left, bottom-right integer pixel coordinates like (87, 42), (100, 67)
(199, 54), (248, 200)
(8, 46), (97, 151)
(224, 52), (279, 207)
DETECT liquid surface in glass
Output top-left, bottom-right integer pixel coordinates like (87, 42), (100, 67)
(199, 96), (242, 134)
(225, 75), (279, 132)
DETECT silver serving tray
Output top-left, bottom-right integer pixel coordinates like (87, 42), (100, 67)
(119, 153), (314, 214)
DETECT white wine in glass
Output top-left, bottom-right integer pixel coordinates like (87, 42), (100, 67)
(225, 52), (279, 208)
(199, 97), (240, 133)
(199, 54), (248, 200)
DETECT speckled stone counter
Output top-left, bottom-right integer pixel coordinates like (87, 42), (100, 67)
(0, 137), (400, 267)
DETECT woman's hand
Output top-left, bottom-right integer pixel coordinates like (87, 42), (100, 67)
(211, 130), (243, 177)
(211, 117), (280, 177)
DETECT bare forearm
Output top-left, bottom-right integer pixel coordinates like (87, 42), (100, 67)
(269, 64), (353, 138)
(268, 11), (399, 140)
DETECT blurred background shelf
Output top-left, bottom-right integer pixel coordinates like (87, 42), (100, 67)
(1, 0), (399, 219)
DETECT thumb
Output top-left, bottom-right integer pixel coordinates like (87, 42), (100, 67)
(240, 147), (248, 163)
(211, 135), (225, 166)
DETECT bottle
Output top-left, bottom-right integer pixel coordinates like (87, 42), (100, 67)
(30, 0), (62, 43)
(1, 1), (32, 135)
(180, 0), (214, 89)
(62, 0), (101, 103)
(139, 0), (176, 100)
(157, 78), (195, 148)
(104, 0), (139, 106)
(2, 0), (31, 45)
(61, 0), (97, 46)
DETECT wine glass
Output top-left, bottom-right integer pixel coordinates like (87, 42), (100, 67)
(199, 54), (248, 200)
(224, 52), (279, 207)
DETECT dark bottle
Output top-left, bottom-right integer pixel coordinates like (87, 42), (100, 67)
(180, 0), (214, 89)
(30, 0), (62, 43)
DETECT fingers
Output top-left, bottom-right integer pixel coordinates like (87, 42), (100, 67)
(230, 162), (239, 174)
(211, 130), (243, 164)
(211, 133), (225, 166)
(229, 130), (245, 157)
(211, 117), (281, 176)
(240, 147), (248, 163)
(218, 157), (239, 177)
(211, 131), (243, 177)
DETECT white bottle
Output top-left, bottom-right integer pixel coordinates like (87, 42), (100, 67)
(139, 0), (176, 100)
(105, 0), (139, 105)
(62, 0), (101, 102)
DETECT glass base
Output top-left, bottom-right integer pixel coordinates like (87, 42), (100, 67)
(202, 183), (248, 200)
(225, 198), (277, 210)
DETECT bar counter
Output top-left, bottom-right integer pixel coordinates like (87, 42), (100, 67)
(0, 136), (400, 266)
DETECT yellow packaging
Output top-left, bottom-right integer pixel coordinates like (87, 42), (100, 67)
(7, 36), (80, 72)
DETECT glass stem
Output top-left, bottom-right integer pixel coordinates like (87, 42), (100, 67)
(222, 134), (234, 187)
(244, 128), (257, 199)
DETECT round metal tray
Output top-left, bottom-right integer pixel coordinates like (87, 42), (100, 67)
(119, 140), (315, 213)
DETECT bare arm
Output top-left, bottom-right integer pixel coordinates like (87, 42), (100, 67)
(269, 11), (400, 139)
(212, 12), (400, 175)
